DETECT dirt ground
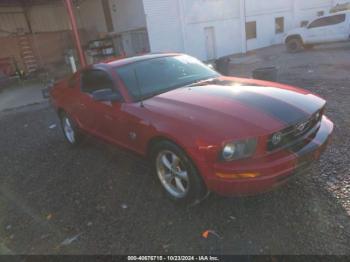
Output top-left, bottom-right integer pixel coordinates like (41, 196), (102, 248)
(228, 42), (350, 215)
(0, 43), (349, 255)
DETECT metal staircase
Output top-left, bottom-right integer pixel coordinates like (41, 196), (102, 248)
(18, 34), (38, 75)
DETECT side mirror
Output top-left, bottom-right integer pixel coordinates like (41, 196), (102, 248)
(92, 89), (123, 102)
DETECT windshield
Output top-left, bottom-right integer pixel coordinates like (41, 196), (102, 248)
(115, 55), (219, 101)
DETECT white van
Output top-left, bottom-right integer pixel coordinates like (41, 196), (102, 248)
(284, 11), (350, 52)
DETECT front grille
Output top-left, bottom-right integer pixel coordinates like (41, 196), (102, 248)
(267, 108), (324, 152)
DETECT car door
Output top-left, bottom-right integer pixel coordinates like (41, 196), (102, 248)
(306, 14), (347, 43)
(80, 68), (127, 144)
(327, 14), (348, 41)
(306, 17), (332, 43)
(61, 72), (84, 125)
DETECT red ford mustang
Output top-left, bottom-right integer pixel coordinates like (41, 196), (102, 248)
(50, 53), (333, 204)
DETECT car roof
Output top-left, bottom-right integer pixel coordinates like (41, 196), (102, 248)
(102, 53), (183, 68)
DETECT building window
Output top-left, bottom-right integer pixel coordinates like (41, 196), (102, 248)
(275, 17), (284, 34)
(246, 21), (257, 40)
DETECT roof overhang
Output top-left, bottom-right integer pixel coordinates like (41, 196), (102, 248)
(0, 0), (62, 7)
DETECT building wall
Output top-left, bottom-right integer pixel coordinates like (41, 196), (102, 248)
(0, 1), (107, 37)
(245, 0), (295, 50)
(109, 0), (147, 33)
(181, 0), (243, 60)
(0, 0), (345, 63)
(0, 6), (28, 36)
(295, 0), (334, 24)
(245, 0), (335, 51)
(143, 0), (244, 59)
(0, 3), (70, 36)
(75, 0), (108, 37)
(0, 31), (75, 72)
(28, 3), (70, 32)
(144, 0), (344, 60)
(143, 0), (184, 52)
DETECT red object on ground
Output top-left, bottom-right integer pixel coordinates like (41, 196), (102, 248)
(49, 53), (334, 197)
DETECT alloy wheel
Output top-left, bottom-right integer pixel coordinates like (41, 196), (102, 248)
(156, 150), (190, 198)
(63, 117), (75, 144)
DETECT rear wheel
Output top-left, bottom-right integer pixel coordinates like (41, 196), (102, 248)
(59, 112), (83, 146)
(286, 38), (303, 53)
(151, 141), (207, 205)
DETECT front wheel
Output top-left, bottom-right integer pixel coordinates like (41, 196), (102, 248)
(60, 112), (83, 146)
(151, 141), (207, 205)
(286, 38), (303, 53)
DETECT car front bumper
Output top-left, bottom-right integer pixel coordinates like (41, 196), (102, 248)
(202, 116), (334, 197)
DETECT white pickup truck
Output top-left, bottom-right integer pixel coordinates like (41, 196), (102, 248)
(284, 11), (350, 52)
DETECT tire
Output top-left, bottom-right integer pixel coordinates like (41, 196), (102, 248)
(150, 141), (207, 205)
(59, 112), (83, 146)
(286, 38), (303, 53)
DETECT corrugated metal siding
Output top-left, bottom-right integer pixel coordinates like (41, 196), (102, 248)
(0, 1), (107, 37)
(76, 0), (107, 34)
(143, 0), (184, 53)
(0, 3), (69, 36)
(29, 4), (70, 32)
(0, 7), (27, 36)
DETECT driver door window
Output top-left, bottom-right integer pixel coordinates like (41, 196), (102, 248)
(77, 69), (117, 133)
(81, 69), (115, 94)
(79, 69), (124, 142)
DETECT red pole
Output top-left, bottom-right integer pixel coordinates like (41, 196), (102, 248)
(64, 0), (87, 67)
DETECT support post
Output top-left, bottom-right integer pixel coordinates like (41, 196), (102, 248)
(239, 0), (247, 54)
(64, 0), (87, 68)
(22, 4), (33, 34)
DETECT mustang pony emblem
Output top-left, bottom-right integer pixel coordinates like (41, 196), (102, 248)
(296, 122), (308, 133)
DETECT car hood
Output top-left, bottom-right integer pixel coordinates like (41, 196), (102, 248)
(144, 79), (326, 141)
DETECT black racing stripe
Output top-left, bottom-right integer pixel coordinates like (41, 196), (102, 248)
(192, 86), (309, 125)
(249, 86), (326, 115)
(233, 91), (309, 125)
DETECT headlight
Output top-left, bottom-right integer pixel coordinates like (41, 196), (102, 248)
(221, 138), (257, 161)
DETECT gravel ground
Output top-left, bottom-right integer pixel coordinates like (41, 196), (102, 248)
(0, 44), (349, 255)
(229, 42), (350, 216)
